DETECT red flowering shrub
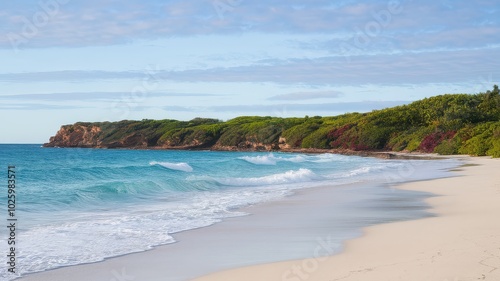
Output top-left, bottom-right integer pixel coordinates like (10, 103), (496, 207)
(327, 124), (353, 140)
(328, 124), (355, 149)
(419, 131), (456, 153)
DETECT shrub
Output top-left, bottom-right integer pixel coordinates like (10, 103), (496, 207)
(458, 122), (500, 156)
(302, 127), (331, 149)
(487, 137), (500, 157)
(434, 138), (459, 155)
(419, 131), (456, 153)
(282, 120), (322, 148)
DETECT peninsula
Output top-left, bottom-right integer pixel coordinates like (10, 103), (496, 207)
(44, 86), (500, 158)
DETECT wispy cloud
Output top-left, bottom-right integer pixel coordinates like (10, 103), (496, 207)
(160, 47), (500, 85)
(0, 71), (141, 82)
(0, 92), (220, 101)
(164, 100), (410, 114)
(0, 103), (85, 110)
(268, 91), (343, 100)
(2, 47), (498, 85)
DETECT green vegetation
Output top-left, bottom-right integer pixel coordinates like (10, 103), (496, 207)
(46, 86), (500, 157)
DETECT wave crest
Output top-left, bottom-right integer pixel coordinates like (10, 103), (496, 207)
(239, 154), (277, 165)
(150, 161), (193, 172)
(212, 168), (319, 187)
(239, 153), (307, 165)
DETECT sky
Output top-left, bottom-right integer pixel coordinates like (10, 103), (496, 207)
(1, 0), (499, 143)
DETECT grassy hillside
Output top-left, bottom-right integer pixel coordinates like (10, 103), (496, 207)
(45, 86), (500, 157)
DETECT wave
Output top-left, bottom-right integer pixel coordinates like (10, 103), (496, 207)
(309, 153), (353, 163)
(150, 161), (193, 172)
(342, 166), (372, 177)
(210, 168), (319, 187)
(239, 153), (363, 166)
(286, 155), (307, 163)
(239, 153), (306, 165)
(239, 154), (278, 165)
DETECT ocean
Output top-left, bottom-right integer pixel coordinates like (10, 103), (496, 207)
(0, 144), (460, 280)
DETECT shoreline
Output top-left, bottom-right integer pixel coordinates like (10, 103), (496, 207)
(192, 157), (500, 281)
(15, 155), (457, 281)
(44, 144), (448, 160)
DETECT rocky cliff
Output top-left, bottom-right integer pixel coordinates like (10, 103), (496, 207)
(45, 124), (102, 148)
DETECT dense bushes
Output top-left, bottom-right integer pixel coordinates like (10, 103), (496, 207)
(458, 122), (500, 156)
(282, 117), (323, 147)
(217, 117), (290, 147)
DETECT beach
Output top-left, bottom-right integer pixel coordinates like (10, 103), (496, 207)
(16, 155), (499, 281)
(194, 157), (500, 281)
(5, 0), (499, 280)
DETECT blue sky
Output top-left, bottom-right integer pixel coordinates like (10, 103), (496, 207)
(1, 0), (499, 143)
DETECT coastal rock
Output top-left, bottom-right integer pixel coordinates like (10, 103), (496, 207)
(43, 124), (102, 148)
(278, 137), (290, 150)
(106, 133), (149, 148)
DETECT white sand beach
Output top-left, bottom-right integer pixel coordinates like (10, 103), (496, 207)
(193, 157), (500, 281)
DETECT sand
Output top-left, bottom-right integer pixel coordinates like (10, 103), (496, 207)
(193, 157), (500, 281)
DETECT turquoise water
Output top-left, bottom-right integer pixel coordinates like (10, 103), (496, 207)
(0, 144), (459, 279)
